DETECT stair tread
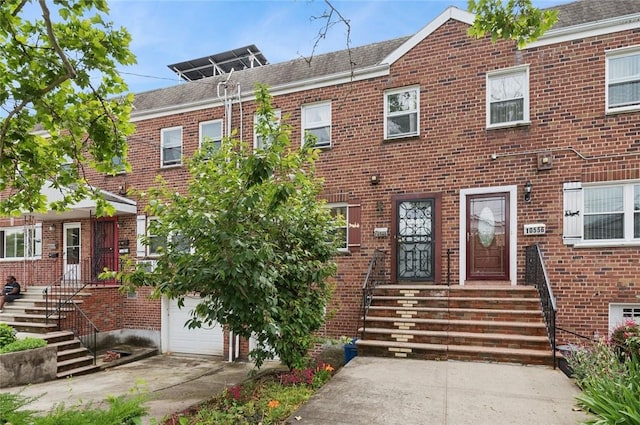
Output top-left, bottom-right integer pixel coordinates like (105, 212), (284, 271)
(359, 327), (549, 341)
(57, 355), (94, 367)
(58, 347), (89, 356)
(374, 296), (538, 301)
(1, 321), (58, 329)
(356, 339), (551, 356)
(363, 316), (545, 327)
(375, 285), (535, 291)
(17, 330), (74, 339)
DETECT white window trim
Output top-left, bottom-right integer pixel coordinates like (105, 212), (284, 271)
(0, 223), (42, 261)
(605, 46), (640, 114)
(199, 119), (223, 149)
(609, 303), (640, 333)
(160, 126), (183, 168)
(302, 101), (332, 148)
(486, 65), (530, 129)
(571, 180), (640, 248)
(326, 203), (348, 252)
(384, 86), (420, 140)
(254, 109), (281, 150)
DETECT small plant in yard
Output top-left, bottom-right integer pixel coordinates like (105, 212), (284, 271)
(567, 324), (640, 425)
(163, 362), (336, 425)
(0, 337), (47, 354)
(0, 323), (17, 348)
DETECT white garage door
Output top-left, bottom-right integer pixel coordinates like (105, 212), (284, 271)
(164, 296), (224, 356)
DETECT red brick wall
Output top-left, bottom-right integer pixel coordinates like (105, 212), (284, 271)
(3, 18), (640, 349)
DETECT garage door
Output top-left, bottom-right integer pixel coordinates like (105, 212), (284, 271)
(165, 296), (224, 356)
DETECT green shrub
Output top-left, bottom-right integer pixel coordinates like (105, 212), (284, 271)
(577, 354), (640, 425)
(0, 323), (17, 348)
(566, 341), (625, 387)
(0, 337), (47, 354)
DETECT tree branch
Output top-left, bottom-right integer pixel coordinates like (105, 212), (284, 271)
(38, 0), (77, 79)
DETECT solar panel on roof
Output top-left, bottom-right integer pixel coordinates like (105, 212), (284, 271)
(167, 45), (268, 81)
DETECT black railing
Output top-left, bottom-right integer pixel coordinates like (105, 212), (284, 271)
(44, 258), (99, 363)
(525, 243), (557, 368)
(361, 249), (386, 338)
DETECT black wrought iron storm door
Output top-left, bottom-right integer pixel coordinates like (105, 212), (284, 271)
(396, 199), (435, 281)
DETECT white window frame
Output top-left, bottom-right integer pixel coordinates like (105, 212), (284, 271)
(326, 203), (348, 252)
(384, 86), (420, 139)
(486, 65), (530, 129)
(254, 109), (281, 150)
(199, 119), (223, 152)
(302, 101), (332, 148)
(565, 180), (640, 247)
(606, 46), (640, 114)
(160, 126), (183, 167)
(0, 224), (42, 260)
(609, 303), (640, 332)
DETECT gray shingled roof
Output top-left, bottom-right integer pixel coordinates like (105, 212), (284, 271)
(132, 37), (408, 113)
(132, 0), (640, 114)
(551, 0), (640, 29)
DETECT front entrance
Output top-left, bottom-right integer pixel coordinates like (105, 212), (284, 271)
(63, 222), (81, 281)
(466, 193), (510, 280)
(392, 194), (441, 283)
(93, 219), (118, 281)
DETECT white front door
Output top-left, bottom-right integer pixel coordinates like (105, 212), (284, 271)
(63, 222), (81, 281)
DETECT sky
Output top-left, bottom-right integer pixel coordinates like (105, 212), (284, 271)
(104, 0), (568, 94)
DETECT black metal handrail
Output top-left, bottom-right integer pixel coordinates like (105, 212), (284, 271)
(43, 259), (99, 363)
(525, 243), (557, 368)
(361, 249), (386, 338)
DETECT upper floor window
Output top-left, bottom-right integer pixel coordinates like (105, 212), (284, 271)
(563, 181), (640, 246)
(384, 87), (419, 139)
(607, 48), (640, 113)
(254, 109), (281, 150)
(110, 155), (126, 175)
(486, 66), (529, 128)
(199, 120), (223, 155)
(0, 225), (42, 260)
(161, 127), (182, 167)
(302, 102), (331, 148)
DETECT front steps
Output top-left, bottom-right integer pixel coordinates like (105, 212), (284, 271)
(0, 287), (99, 378)
(357, 285), (553, 365)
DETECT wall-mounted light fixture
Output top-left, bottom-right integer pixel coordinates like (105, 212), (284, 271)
(48, 223), (56, 232)
(524, 181), (533, 203)
(370, 174), (380, 186)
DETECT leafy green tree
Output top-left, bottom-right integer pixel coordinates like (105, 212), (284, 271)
(0, 0), (135, 216)
(132, 85), (339, 370)
(468, 0), (558, 48)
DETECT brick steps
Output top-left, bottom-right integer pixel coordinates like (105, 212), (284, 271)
(358, 285), (553, 366)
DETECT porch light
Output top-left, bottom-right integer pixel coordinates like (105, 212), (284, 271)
(48, 223), (56, 232)
(524, 181), (532, 203)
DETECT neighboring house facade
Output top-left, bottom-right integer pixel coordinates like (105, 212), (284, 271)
(2, 0), (640, 358)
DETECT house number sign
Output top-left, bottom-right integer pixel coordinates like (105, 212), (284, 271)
(524, 223), (546, 235)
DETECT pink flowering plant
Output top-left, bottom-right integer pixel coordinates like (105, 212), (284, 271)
(609, 320), (640, 361)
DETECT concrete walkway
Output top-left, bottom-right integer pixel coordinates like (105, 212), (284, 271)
(2, 354), (590, 425)
(287, 356), (590, 425)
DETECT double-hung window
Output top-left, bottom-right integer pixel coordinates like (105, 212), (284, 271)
(606, 48), (640, 113)
(161, 127), (182, 167)
(254, 109), (281, 150)
(0, 225), (42, 259)
(199, 119), (223, 155)
(327, 204), (348, 251)
(384, 87), (419, 139)
(563, 181), (640, 245)
(302, 102), (331, 148)
(486, 66), (529, 128)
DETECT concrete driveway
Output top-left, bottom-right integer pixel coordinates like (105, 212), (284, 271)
(1, 354), (259, 424)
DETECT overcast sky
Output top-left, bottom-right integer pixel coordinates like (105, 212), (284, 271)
(106, 0), (569, 94)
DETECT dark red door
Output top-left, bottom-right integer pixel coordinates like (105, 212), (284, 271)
(93, 219), (117, 281)
(466, 193), (509, 280)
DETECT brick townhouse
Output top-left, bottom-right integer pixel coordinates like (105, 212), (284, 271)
(2, 0), (640, 364)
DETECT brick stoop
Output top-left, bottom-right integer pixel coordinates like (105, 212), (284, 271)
(0, 287), (100, 379)
(357, 285), (554, 365)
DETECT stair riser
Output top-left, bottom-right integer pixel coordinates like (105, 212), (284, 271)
(362, 333), (550, 350)
(58, 351), (92, 363)
(367, 309), (542, 322)
(8, 323), (58, 333)
(363, 320), (548, 337)
(42, 333), (75, 344)
(12, 316), (62, 325)
(373, 287), (539, 299)
(357, 346), (552, 366)
(372, 299), (541, 310)
(57, 358), (94, 373)
(51, 341), (82, 352)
